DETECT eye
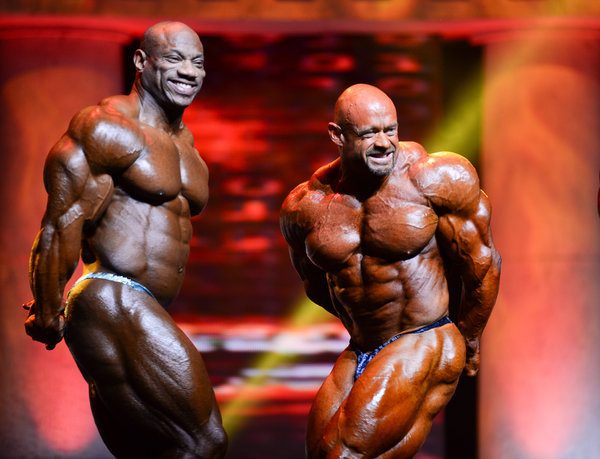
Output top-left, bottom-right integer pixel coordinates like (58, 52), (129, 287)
(385, 127), (397, 136)
(164, 55), (181, 63)
(360, 132), (375, 139)
(193, 60), (205, 69)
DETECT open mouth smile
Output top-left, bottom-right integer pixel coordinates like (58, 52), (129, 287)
(367, 150), (394, 164)
(168, 80), (198, 96)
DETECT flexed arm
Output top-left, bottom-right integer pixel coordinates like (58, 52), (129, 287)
(412, 150), (501, 376)
(280, 186), (338, 318)
(26, 134), (114, 349)
(437, 190), (501, 376)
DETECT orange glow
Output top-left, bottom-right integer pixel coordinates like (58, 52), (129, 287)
(480, 26), (600, 459)
(22, 344), (96, 452)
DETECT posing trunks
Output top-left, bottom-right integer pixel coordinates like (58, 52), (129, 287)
(352, 316), (452, 381)
(65, 272), (156, 316)
(69, 272), (156, 301)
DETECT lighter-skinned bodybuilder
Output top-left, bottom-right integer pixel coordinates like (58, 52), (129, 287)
(24, 22), (226, 458)
(281, 84), (501, 458)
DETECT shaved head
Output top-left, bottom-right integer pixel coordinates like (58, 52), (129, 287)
(141, 22), (201, 56)
(134, 21), (205, 111)
(334, 84), (396, 128)
(329, 84), (399, 178)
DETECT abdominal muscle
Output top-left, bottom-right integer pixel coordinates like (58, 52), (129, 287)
(330, 252), (450, 351)
(83, 191), (193, 306)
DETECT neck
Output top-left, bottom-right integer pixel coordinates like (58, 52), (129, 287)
(338, 163), (388, 201)
(132, 80), (183, 132)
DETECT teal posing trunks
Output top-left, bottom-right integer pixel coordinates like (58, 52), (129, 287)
(70, 272), (156, 300)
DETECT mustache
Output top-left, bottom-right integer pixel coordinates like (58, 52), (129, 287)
(366, 146), (396, 156)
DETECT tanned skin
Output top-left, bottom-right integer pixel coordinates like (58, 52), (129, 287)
(24, 22), (227, 458)
(280, 84), (501, 458)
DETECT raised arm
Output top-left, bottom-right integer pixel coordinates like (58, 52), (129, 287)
(412, 151), (501, 376)
(26, 127), (115, 349)
(280, 185), (338, 317)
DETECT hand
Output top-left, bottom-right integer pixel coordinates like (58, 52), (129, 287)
(23, 300), (65, 350)
(464, 336), (480, 376)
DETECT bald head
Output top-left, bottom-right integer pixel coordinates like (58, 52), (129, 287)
(134, 21), (205, 112)
(329, 84), (399, 178)
(334, 84), (396, 128)
(141, 22), (202, 57)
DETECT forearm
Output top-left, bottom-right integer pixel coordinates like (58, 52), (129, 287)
(457, 248), (501, 341)
(29, 223), (82, 324)
(285, 241), (339, 317)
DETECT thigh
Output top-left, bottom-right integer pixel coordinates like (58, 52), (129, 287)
(338, 325), (466, 458)
(307, 349), (356, 455)
(64, 279), (219, 454)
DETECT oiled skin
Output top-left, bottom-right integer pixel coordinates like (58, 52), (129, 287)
(25, 23), (226, 458)
(280, 85), (500, 458)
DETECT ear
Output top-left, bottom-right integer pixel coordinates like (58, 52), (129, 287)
(328, 122), (344, 147)
(133, 49), (148, 73)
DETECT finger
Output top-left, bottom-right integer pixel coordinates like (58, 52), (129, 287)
(45, 343), (56, 351)
(465, 366), (479, 377)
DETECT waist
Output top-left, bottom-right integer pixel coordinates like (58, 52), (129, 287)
(72, 272), (156, 300)
(346, 310), (452, 352)
(73, 267), (182, 307)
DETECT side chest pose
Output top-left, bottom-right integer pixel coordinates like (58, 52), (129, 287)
(280, 84), (501, 458)
(25, 22), (227, 458)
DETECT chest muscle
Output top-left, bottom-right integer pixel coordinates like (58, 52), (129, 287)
(119, 127), (207, 211)
(305, 194), (437, 270)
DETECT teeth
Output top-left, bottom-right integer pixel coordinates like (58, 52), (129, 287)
(174, 82), (192, 88)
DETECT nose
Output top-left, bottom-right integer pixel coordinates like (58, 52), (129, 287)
(374, 131), (391, 149)
(178, 60), (202, 79)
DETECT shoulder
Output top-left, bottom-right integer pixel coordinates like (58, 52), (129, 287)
(281, 159), (338, 236)
(281, 181), (310, 220)
(408, 146), (480, 212)
(175, 126), (208, 178)
(282, 159), (338, 214)
(176, 125), (206, 168)
(67, 95), (144, 171)
(43, 135), (91, 192)
(178, 124), (196, 146)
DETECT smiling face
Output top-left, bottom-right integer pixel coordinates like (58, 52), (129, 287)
(330, 85), (399, 178)
(137, 23), (205, 110)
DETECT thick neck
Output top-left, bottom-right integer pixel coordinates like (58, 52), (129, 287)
(338, 162), (388, 201)
(132, 79), (184, 132)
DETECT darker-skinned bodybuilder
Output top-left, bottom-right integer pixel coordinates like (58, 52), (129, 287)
(25, 22), (227, 458)
(281, 84), (501, 458)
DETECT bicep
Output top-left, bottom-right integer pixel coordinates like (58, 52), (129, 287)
(42, 135), (113, 230)
(281, 204), (331, 298)
(280, 208), (311, 280)
(437, 191), (495, 285)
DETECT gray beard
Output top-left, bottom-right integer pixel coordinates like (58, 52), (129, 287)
(366, 156), (396, 177)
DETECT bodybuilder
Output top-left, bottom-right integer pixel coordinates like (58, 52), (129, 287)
(280, 84), (501, 458)
(24, 22), (227, 458)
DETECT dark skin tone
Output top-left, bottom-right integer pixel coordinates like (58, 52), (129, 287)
(281, 84), (501, 458)
(24, 22), (227, 459)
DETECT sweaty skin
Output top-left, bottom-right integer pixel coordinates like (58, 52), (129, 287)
(280, 84), (500, 458)
(25, 22), (227, 458)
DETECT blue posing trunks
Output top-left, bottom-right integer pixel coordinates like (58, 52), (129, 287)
(352, 316), (452, 381)
(70, 272), (156, 300)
